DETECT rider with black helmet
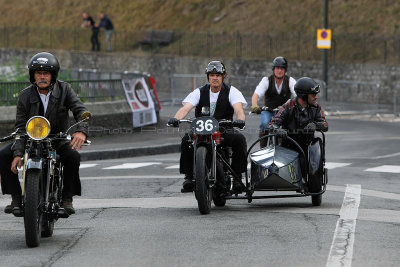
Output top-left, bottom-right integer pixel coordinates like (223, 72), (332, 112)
(168, 60), (248, 193)
(251, 56), (297, 148)
(0, 52), (89, 215)
(268, 77), (328, 153)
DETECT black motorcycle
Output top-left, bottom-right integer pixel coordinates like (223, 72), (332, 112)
(0, 111), (91, 247)
(169, 116), (245, 215)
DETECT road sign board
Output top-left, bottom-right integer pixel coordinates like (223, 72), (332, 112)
(317, 29), (331, 49)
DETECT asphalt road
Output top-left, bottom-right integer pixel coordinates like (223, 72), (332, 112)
(0, 118), (400, 266)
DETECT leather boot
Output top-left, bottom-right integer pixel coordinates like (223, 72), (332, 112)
(181, 174), (194, 193)
(4, 195), (22, 214)
(61, 198), (75, 215)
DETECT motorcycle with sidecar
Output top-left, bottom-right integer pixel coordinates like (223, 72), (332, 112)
(169, 115), (327, 214)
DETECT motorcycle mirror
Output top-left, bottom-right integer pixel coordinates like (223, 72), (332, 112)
(81, 111), (91, 122)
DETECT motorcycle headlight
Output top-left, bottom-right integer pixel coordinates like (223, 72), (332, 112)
(26, 116), (51, 140)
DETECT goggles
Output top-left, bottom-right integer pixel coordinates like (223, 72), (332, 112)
(205, 61), (225, 74)
(310, 84), (320, 94)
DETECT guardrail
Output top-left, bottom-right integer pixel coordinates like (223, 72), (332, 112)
(0, 79), (125, 106)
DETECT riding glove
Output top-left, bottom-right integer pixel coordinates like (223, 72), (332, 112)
(168, 118), (179, 127)
(251, 105), (262, 114)
(274, 128), (287, 138)
(304, 122), (316, 133)
(233, 120), (245, 129)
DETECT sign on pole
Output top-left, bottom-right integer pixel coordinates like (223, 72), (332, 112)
(317, 29), (331, 49)
(122, 78), (157, 128)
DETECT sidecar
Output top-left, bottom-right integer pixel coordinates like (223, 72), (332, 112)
(234, 132), (327, 205)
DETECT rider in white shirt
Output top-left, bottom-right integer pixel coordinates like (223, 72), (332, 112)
(168, 61), (248, 193)
(251, 56), (296, 148)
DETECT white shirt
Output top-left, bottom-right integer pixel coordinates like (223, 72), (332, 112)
(37, 89), (51, 115)
(254, 76), (297, 98)
(182, 86), (247, 116)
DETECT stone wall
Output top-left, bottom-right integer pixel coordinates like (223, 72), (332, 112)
(1, 47), (400, 107)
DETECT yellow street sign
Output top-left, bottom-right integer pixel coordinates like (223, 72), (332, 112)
(317, 29), (331, 49)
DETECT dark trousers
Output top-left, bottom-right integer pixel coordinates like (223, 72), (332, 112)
(0, 143), (82, 197)
(91, 28), (100, 51)
(180, 129), (247, 179)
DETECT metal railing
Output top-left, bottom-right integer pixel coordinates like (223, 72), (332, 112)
(168, 74), (400, 115)
(0, 79), (125, 106)
(2, 26), (400, 64)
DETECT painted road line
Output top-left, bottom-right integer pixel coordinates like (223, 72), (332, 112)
(365, 165), (400, 173)
(80, 164), (98, 169)
(103, 162), (161, 170)
(326, 184), (361, 267)
(81, 175), (184, 180)
(325, 162), (351, 169)
(328, 185), (400, 201)
(165, 164), (179, 169)
(370, 152), (400, 160)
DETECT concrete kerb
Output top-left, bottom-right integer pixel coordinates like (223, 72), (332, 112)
(80, 143), (180, 161)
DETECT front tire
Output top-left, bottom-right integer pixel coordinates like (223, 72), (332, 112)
(24, 169), (43, 247)
(195, 146), (212, 214)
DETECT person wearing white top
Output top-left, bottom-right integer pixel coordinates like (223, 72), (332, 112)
(250, 56), (296, 148)
(168, 61), (248, 193)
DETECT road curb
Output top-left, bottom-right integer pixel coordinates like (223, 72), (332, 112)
(80, 143), (180, 161)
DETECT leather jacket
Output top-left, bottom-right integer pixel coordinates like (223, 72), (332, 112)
(268, 98), (328, 148)
(11, 80), (89, 158)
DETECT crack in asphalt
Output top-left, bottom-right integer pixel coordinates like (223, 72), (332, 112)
(44, 227), (89, 267)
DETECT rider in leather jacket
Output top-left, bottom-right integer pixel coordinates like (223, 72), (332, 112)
(0, 52), (88, 215)
(268, 77), (328, 153)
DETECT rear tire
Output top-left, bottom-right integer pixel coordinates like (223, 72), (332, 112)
(41, 214), (54, 238)
(195, 147), (212, 214)
(212, 188), (226, 207)
(24, 169), (42, 247)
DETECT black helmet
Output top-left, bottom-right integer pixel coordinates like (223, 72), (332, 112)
(205, 61), (226, 75)
(294, 77), (320, 100)
(272, 56), (288, 71)
(28, 52), (60, 84)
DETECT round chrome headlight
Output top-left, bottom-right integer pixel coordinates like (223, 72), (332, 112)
(26, 116), (51, 140)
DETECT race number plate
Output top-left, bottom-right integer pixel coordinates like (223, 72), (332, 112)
(190, 117), (219, 135)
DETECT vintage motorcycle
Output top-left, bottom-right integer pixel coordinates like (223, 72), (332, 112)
(169, 111), (327, 214)
(0, 111), (91, 247)
(169, 114), (245, 215)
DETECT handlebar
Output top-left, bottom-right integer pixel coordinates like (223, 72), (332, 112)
(249, 106), (280, 115)
(167, 118), (245, 129)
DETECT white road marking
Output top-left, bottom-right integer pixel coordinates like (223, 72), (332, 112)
(325, 162), (351, 169)
(365, 165), (400, 173)
(326, 184), (361, 267)
(328, 185), (400, 201)
(80, 164), (98, 169)
(370, 152), (400, 159)
(165, 164), (179, 169)
(81, 175), (184, 180)
(103, 162), (161, 170)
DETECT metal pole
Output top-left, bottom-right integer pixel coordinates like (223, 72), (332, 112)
(322, 0), (329, 101)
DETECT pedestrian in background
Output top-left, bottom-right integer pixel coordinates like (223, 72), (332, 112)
(81, 12), (100, 51)
(98, 12), (114, 52)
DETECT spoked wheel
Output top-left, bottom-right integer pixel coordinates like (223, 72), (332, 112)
(195, 146), (212, 214)
(24, 169), (43, 247)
